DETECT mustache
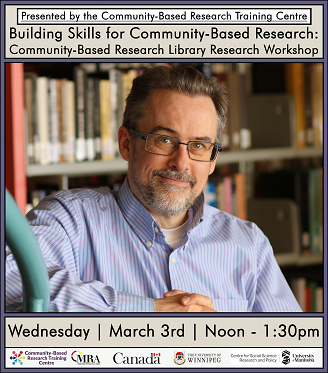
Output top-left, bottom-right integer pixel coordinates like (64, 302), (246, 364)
(152, 168), (197, 187)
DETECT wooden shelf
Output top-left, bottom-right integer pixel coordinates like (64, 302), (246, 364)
(26, 158), (128, 177)
(276, 252), (323, 267)
(26, 146), (323, 178)
(217, 146), (322, 164)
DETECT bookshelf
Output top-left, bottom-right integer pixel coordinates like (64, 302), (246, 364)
(26, 147), (322, 178)
(6, 62), (324, 309)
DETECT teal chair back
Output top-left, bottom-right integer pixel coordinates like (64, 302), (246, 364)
(6, 189), (49, 312)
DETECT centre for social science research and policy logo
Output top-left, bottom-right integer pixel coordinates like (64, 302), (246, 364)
(174, 351), (186, 365)
(10, 351), (26, 366)
(71, 350), (100, 365)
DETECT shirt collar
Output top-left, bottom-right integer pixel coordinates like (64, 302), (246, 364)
(116, 177), (204, 250)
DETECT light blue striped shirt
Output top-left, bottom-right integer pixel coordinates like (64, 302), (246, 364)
(6, 177), (301, 312)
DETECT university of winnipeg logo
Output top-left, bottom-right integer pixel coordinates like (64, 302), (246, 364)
(174, 351), (186, 365)
(71, 350), (100, 365)
(10, 351), (26, 366)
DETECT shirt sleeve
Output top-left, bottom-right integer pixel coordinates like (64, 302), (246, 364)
(5, 194), (154, 313)
(252, 226), (302, 312)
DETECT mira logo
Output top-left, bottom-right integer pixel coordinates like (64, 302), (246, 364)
(71, 350), (100, 365)
(10, 351), (26, 366)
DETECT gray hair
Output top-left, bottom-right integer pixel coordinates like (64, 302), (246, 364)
(123, 66), (229, 144)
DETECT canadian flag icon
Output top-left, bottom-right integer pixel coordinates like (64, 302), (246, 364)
(153, 353), (161, 357)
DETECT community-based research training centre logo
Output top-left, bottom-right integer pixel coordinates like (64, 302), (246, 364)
(71, 350), (100, 365)
(10, 351), (26, 366)
(174, 351), (186, 365)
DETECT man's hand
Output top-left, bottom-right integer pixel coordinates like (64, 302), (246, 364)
(154, 289), (217, 312)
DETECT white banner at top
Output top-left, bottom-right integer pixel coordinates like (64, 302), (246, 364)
(17, 8), (312, 25)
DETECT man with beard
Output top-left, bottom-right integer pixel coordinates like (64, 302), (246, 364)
(6, 66), (301, 312)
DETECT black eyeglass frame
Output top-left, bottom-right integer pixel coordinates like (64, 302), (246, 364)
(130, 129), (222, 162)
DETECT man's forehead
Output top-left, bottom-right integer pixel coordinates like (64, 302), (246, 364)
(139, 89), (217, 133)
(148, 125), (213, 142)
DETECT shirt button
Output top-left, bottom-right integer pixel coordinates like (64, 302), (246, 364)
(154, 227), (159, 233)
(146, 241), (152, 247)
(171, 257), (176, 264)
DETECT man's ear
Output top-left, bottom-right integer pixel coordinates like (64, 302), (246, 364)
(209, 160), (216, 175)
(118, 126), (131, 161)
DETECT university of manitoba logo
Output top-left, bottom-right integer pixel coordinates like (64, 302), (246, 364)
(10, 351), (26, 366)
(71, 350), (100, 365)
(282, 350), (291, 365)
(174, 351), (186, 365)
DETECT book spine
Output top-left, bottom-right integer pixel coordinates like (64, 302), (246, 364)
(227, 70), (241, 151)
(116, 70), (124, 135)
(285, 63), (306, 148)
(223, 176), (232, 214)
(316, 287), (323, 312)
(234, 173), (247, 220)
(310, 63), (323, 148)
(308, 281), (317, 312)
(303, 63), (314, 146)
(24, 76), (35, 164)
(66, 81), (76, 163)
(36, 77), (49, 165)
(54, 79), (61, 163)
(308, 168), (321, 253)
(86, 77), (96, 161)
(304, 286), (311, 312)
(294, 171), (310, 254)
(74, 67), (87, 162)
(109, 70), (119, 157)
(214, 67), (230, 149)
(47, 78), (56, 164)
(93, 78), (102, 160)
(217, 180), (225, 212)
(231, 176), (237, 217)
(239, 64), (251, 150)
(100, 80), (112, 161)
(291, 277), (306, 312)
(32, 73), (40, 164)
(205, 182), (217, 207)
(58, 79), (66, 162)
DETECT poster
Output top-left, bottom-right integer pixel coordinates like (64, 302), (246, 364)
(1, 1), (326, 371)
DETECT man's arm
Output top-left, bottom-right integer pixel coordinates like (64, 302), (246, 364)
(7, 252), (216, 312)
(5, 194), (155, 312)
(6, 248), (155, 312)
(252, 226), (302, 312)
(6, 194), (215, 313)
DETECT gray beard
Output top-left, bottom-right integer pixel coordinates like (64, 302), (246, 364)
(131, 157), (198, 217)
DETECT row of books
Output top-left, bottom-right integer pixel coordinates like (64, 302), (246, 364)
(205, 166), (322, 256)
(24, 66), (142, 165)
(26, 180), (123, 214)
(24, 62), (322, 165)
(210, 62), (323, 151)
(204, 173), (247, 220)
(291, 277), (323, 312)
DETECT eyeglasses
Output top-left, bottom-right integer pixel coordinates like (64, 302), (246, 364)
(130, 129), (222, 162)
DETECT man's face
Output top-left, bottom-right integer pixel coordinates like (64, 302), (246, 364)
(127, 88), (218, 217)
